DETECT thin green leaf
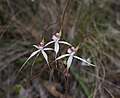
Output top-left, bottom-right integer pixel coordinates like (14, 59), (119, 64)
(71, 68), (93, 98)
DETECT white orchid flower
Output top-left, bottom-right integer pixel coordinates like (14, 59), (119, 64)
(45, 31), (71, 55)
(26, 40), (53, 65)
(56, 46), (95, 70)
(11, 40), (53, 84)
(20, 40), (53, 71)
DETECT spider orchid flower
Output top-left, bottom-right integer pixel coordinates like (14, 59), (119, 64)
(24, 40), (53, 66)
(10, 40), (53, 85)
(56, 46), (95, 70)
(45, 31), (71, 55)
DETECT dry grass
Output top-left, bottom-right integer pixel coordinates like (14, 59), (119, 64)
(0, 0), (120, 98)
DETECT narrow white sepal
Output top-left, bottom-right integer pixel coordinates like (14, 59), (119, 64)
(67, 55), (73, 69)
(56, 54), (70, 60)
(45, 41), (54, 47)
(59, 41), (71, 46)
(41, 50), (49, 63)
(74, 56), (95, 66)
(10, 50), (40, 85)
(27, 50), (40, 61)
(43, 48), (53, 51)
(33, 45), (39, 49)
(54, 41), (59, 54)
(16, 50), (40, 75)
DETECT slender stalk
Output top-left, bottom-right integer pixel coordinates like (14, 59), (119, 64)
(42, 0), (70, 39)
(65, 71), (69, 98)
(60, 0), (71, 33)
(43, 20), (60, 39)
(30, 53), (40, 76)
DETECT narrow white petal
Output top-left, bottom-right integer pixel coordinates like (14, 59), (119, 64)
(54, 41), (59, 54)
(67, 55), (73, 69)
(56, 54), (70, 60)
(10, 50), (40, 85)
(45, 41), (54, 47)
(41, 50), (49, 63)
(33, 45), (39, 49)
(74, 56), (95, 66)
(43, 48), (53, 51)
(20, 50), (40, 69)
(59, 41), (71, 46)
(27, 50), (40, 61)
